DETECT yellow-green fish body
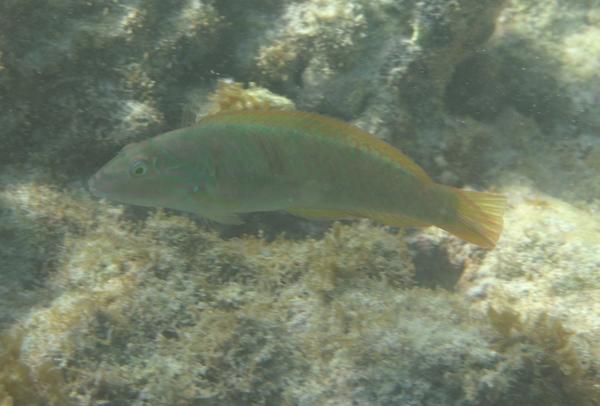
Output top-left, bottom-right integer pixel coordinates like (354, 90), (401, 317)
(89, 111), (505, 248)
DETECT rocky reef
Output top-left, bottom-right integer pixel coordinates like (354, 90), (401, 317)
(1, 0), (600, 405)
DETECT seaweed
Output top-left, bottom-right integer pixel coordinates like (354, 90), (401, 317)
(488, 307), (600, 406)
(0, 329), (69, 406)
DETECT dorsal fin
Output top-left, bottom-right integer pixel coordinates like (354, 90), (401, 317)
(198, 111), (432, 183)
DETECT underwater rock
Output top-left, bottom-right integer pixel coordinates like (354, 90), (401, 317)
(462, 185), (600, 338)
(446, 0), (600, 135)
(458, 184), (600, 404)
(0, 177), (484, 404)
(2, 0), (600, 404)
(0, 0), (224, 175)
(0, 0), (506, 182)
(4, 169), (600, 404)
(442, 1), (600, 203)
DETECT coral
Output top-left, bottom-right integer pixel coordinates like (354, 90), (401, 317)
(189, 79), (296, 121)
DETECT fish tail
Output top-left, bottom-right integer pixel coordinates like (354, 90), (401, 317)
(438, 187), (506, 249)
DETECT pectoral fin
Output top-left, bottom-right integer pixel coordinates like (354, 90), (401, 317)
(202, 211), (245, 225)
(187, 193), (245, 225)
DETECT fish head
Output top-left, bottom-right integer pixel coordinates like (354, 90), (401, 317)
(89, 138), (201, 210)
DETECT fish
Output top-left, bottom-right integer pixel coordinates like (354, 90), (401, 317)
(89, 110), (506, 248)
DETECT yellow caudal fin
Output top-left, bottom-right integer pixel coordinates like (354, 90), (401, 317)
(439, 188), (506, 249)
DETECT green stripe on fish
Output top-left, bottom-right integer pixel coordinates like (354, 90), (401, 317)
(89, 111), (506, 248)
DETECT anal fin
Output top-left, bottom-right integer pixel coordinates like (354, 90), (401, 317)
(287, 208), (359, 221)
(287, 208), (429, 228)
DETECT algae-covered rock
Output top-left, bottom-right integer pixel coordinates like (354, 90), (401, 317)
(0, 0), (505, 182)
(2, 0), (600, 405)
(0, 175), (506, 405)
(4, 170), (600, 404)
(456, 185), (600, 404)
(443, 0), (600, 201)
(447, 0), (600, 132)
(463, 186), (600, 335)
(0, 0), (224, 176)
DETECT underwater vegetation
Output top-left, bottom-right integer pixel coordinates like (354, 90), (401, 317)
(1, 166), (599, 406)
(1, 0), (600, 405)
(487, 307), (600, 406)
(0, 329), (68, 406)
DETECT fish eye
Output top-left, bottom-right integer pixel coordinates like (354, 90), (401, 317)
(129, 159), (148, 177)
